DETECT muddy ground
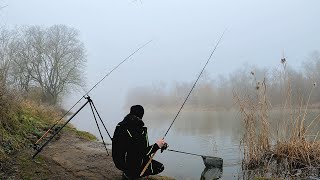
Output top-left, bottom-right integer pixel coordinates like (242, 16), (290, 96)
(40, 131), (121, 179)
(2, 131), (173, 180)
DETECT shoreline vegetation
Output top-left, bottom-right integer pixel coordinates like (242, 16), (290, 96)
(235, 61), (320, 179)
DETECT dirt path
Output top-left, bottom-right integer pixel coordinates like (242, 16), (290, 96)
(39, 131), (122, 180)
(2, 131), (173, 179)
(32, 132), (172, 180)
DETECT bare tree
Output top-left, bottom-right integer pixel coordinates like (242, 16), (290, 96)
(0, 27), (18, 86)
(12, 25), (86, 105)
(11, 26), (42, 93)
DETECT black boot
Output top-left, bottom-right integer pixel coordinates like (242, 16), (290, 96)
(122, 172), (142, 180)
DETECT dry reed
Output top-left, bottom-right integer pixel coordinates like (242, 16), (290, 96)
(235, 60), (320, 178)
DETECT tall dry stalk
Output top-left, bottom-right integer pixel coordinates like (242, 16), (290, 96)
(236, 58), (320, 176)
(235, 77), (271, 169)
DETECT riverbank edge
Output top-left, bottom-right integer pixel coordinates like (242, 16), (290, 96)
(2, 128), (175, 180)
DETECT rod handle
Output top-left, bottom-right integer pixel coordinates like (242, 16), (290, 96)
(140, 150), (157, 176)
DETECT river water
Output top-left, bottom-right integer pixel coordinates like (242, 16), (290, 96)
(71, 107), (244, 179)
(66, 94), (320, 180)
(144, 110), (243, 180)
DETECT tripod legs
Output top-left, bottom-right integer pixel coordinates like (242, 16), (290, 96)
(88, 100), (110, 156)
(32, 96), (112, 158)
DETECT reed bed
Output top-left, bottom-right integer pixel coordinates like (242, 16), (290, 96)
(235, 60), (320, 178)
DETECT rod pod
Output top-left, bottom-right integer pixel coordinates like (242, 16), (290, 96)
(32, 96), (111, 159)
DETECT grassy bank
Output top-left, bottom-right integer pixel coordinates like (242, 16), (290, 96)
(0, 94), (97, 177)
(0, 99), (96, 160)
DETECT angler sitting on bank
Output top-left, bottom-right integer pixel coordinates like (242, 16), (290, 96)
(112, 105), (167, 179)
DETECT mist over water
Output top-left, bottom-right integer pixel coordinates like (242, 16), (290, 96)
(68, 96), (320, 179)
(145, 110), (242, 179)
(69, 103), (243, 179)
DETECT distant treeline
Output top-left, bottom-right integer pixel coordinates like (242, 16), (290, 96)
(126, 52), (320, 110)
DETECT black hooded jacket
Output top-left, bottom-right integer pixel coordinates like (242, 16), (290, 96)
(112, 114), (160, 177)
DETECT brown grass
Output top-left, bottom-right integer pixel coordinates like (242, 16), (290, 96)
(235, 61), (320, 178)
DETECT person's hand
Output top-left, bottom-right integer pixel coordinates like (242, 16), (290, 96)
(156, 139), (165, 148)
(161, 143), (168, 153)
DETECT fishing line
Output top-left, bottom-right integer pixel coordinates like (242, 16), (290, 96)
(34, 40), (152, 145)
(163, 30), (226, 138)
(141, 30), (226, 176)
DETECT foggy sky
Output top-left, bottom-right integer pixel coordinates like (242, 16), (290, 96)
(1, 0), (319, 132)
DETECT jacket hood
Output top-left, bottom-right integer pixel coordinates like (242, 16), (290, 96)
(119, 114), (144, 127)
(130, 105), (144, 119)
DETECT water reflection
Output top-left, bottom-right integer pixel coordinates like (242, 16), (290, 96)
(72, 109), (243, 179)
(142, 110), (242, 179)
(200, 156), (223, 180)
(144, 110), (242, 138)
(200, 167), (223, 180)
(70, 107), (320, 179)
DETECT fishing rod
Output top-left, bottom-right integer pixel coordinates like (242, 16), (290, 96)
(34, 40), (152, 147)
(140, 31), (226, 176)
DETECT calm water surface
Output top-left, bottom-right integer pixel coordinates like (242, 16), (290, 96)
(68, 101), (320, 180)
(144, 111), (243, 180)
(72, 108), (244, 179)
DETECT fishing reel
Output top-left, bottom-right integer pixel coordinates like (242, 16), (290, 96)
(32, 143), (41, 151)
(53, 126), (62, 133)
(161, 143), (168, 153)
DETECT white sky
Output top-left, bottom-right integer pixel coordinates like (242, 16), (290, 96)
(1, 0), (319, 114)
